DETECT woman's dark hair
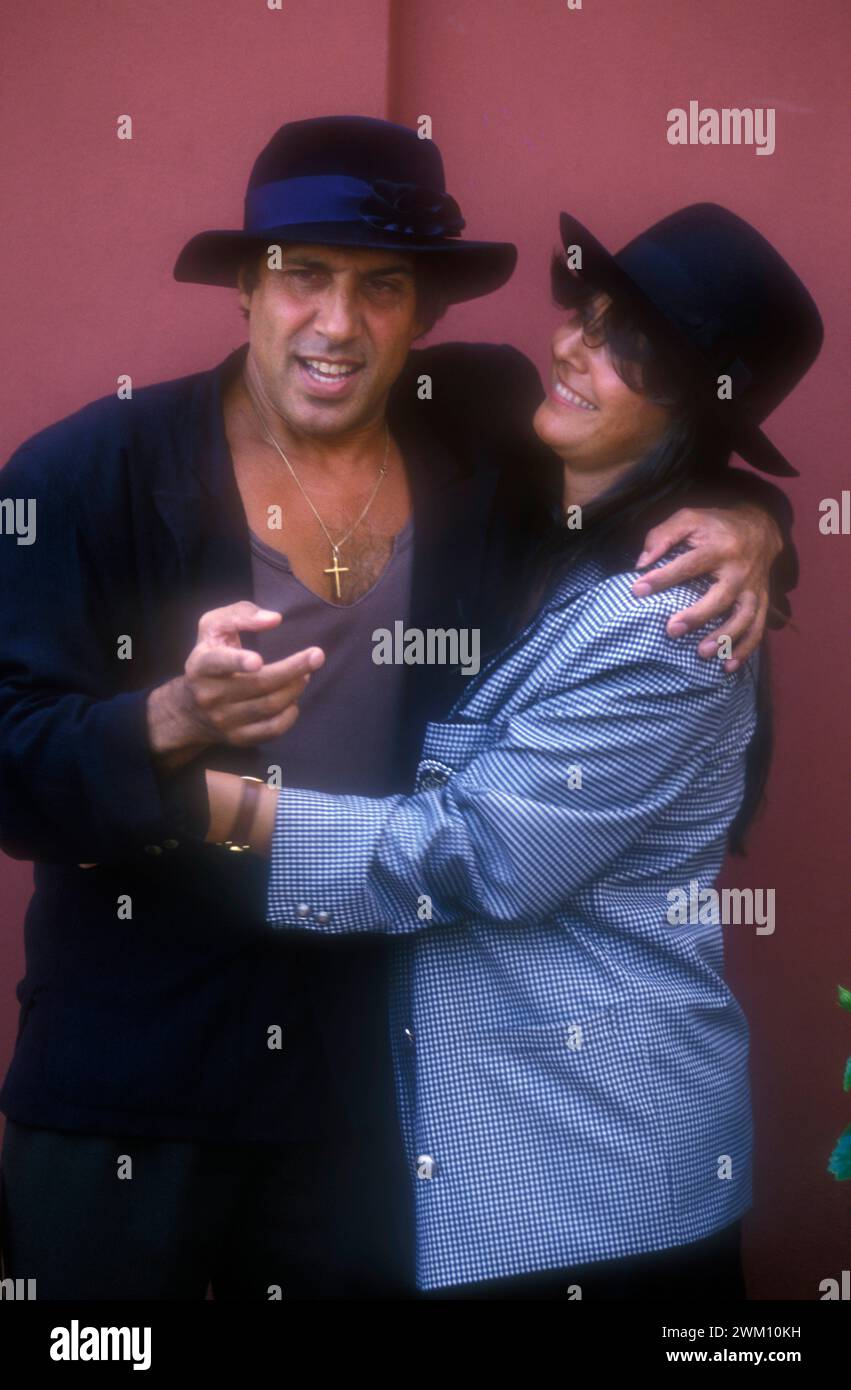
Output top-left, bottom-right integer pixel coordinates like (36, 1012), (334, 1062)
(517, 249), (774, 853)
(237, 252), (449, 338)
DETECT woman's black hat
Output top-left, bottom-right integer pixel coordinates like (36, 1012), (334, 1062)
(558, 203), (823, 476)
(174, 115), (517, 306)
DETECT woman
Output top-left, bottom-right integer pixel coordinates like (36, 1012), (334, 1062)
(204, 204), (822, 1298)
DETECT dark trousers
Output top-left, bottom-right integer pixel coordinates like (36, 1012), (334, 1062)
(0, 1120), (414, 1300)
(1, 1120), (745, 1301)
(421, 1220), (747, 1299)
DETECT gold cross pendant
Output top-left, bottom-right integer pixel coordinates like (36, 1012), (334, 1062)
(324, 549), (349, 599)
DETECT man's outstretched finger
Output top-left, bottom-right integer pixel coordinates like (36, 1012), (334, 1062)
(634, 510), (698, 569)
(187, 645), (264, 679)
(696, 592), (758, 659)
(663, 578), (738, 637)
(248, 646), (326, 692)
(632, 547), (704, 599)
(196, 601), (282, 645)
(188, 642), (322, 689)
(725, 591), (769, 671)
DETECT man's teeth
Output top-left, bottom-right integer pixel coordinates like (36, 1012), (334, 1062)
(555, 380), (598, 411)
(302, 359), (360, 379)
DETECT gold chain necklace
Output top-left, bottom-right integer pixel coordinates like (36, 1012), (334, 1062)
(245, 387), (390, 599)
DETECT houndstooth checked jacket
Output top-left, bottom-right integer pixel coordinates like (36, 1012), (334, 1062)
(267, 554), (758, 1291)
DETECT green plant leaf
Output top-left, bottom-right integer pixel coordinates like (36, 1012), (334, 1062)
(845, 1057), (851, 1092)
(838, 985), (851, 1012)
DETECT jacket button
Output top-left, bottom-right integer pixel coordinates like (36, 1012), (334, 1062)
(420, 769), (449, 790)
(144, 844), (163, 856)
(295, 903), (312, 919)
(416, 1154), (436, 1180)
(315, 910), (332, 925)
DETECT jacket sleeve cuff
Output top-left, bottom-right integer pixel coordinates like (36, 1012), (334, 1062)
(266, 786), (402, 933)
(82, 686), (211, 862)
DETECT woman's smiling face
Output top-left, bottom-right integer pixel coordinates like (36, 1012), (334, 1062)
(533, 293), (673, 482)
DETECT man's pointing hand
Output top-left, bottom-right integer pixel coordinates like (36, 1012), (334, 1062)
(147, 600), (325, 770)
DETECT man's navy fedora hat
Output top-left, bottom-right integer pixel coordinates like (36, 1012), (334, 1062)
(174, 115), (517, 306)
(558, 203), (824, 477)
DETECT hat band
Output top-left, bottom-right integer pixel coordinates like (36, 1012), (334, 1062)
(245, 176), (373, 228)
(244, 175), (466, 239)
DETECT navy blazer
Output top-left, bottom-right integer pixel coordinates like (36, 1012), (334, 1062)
(0, 342), (558, 1140)
(0, 341), (794, 1141)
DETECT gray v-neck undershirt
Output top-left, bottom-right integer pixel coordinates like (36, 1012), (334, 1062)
(248, 517), (415, 796)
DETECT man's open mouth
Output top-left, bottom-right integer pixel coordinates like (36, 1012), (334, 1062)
(297, 356), (364, 383)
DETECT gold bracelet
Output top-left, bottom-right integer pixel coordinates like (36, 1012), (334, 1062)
(217, 776), (265, 853)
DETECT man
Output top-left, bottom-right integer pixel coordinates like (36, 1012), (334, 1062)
(0, 116), (791, 1299)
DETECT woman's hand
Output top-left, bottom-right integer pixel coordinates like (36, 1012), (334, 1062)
(631, 504), (782, 671)
(205, 769), (279, 858)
